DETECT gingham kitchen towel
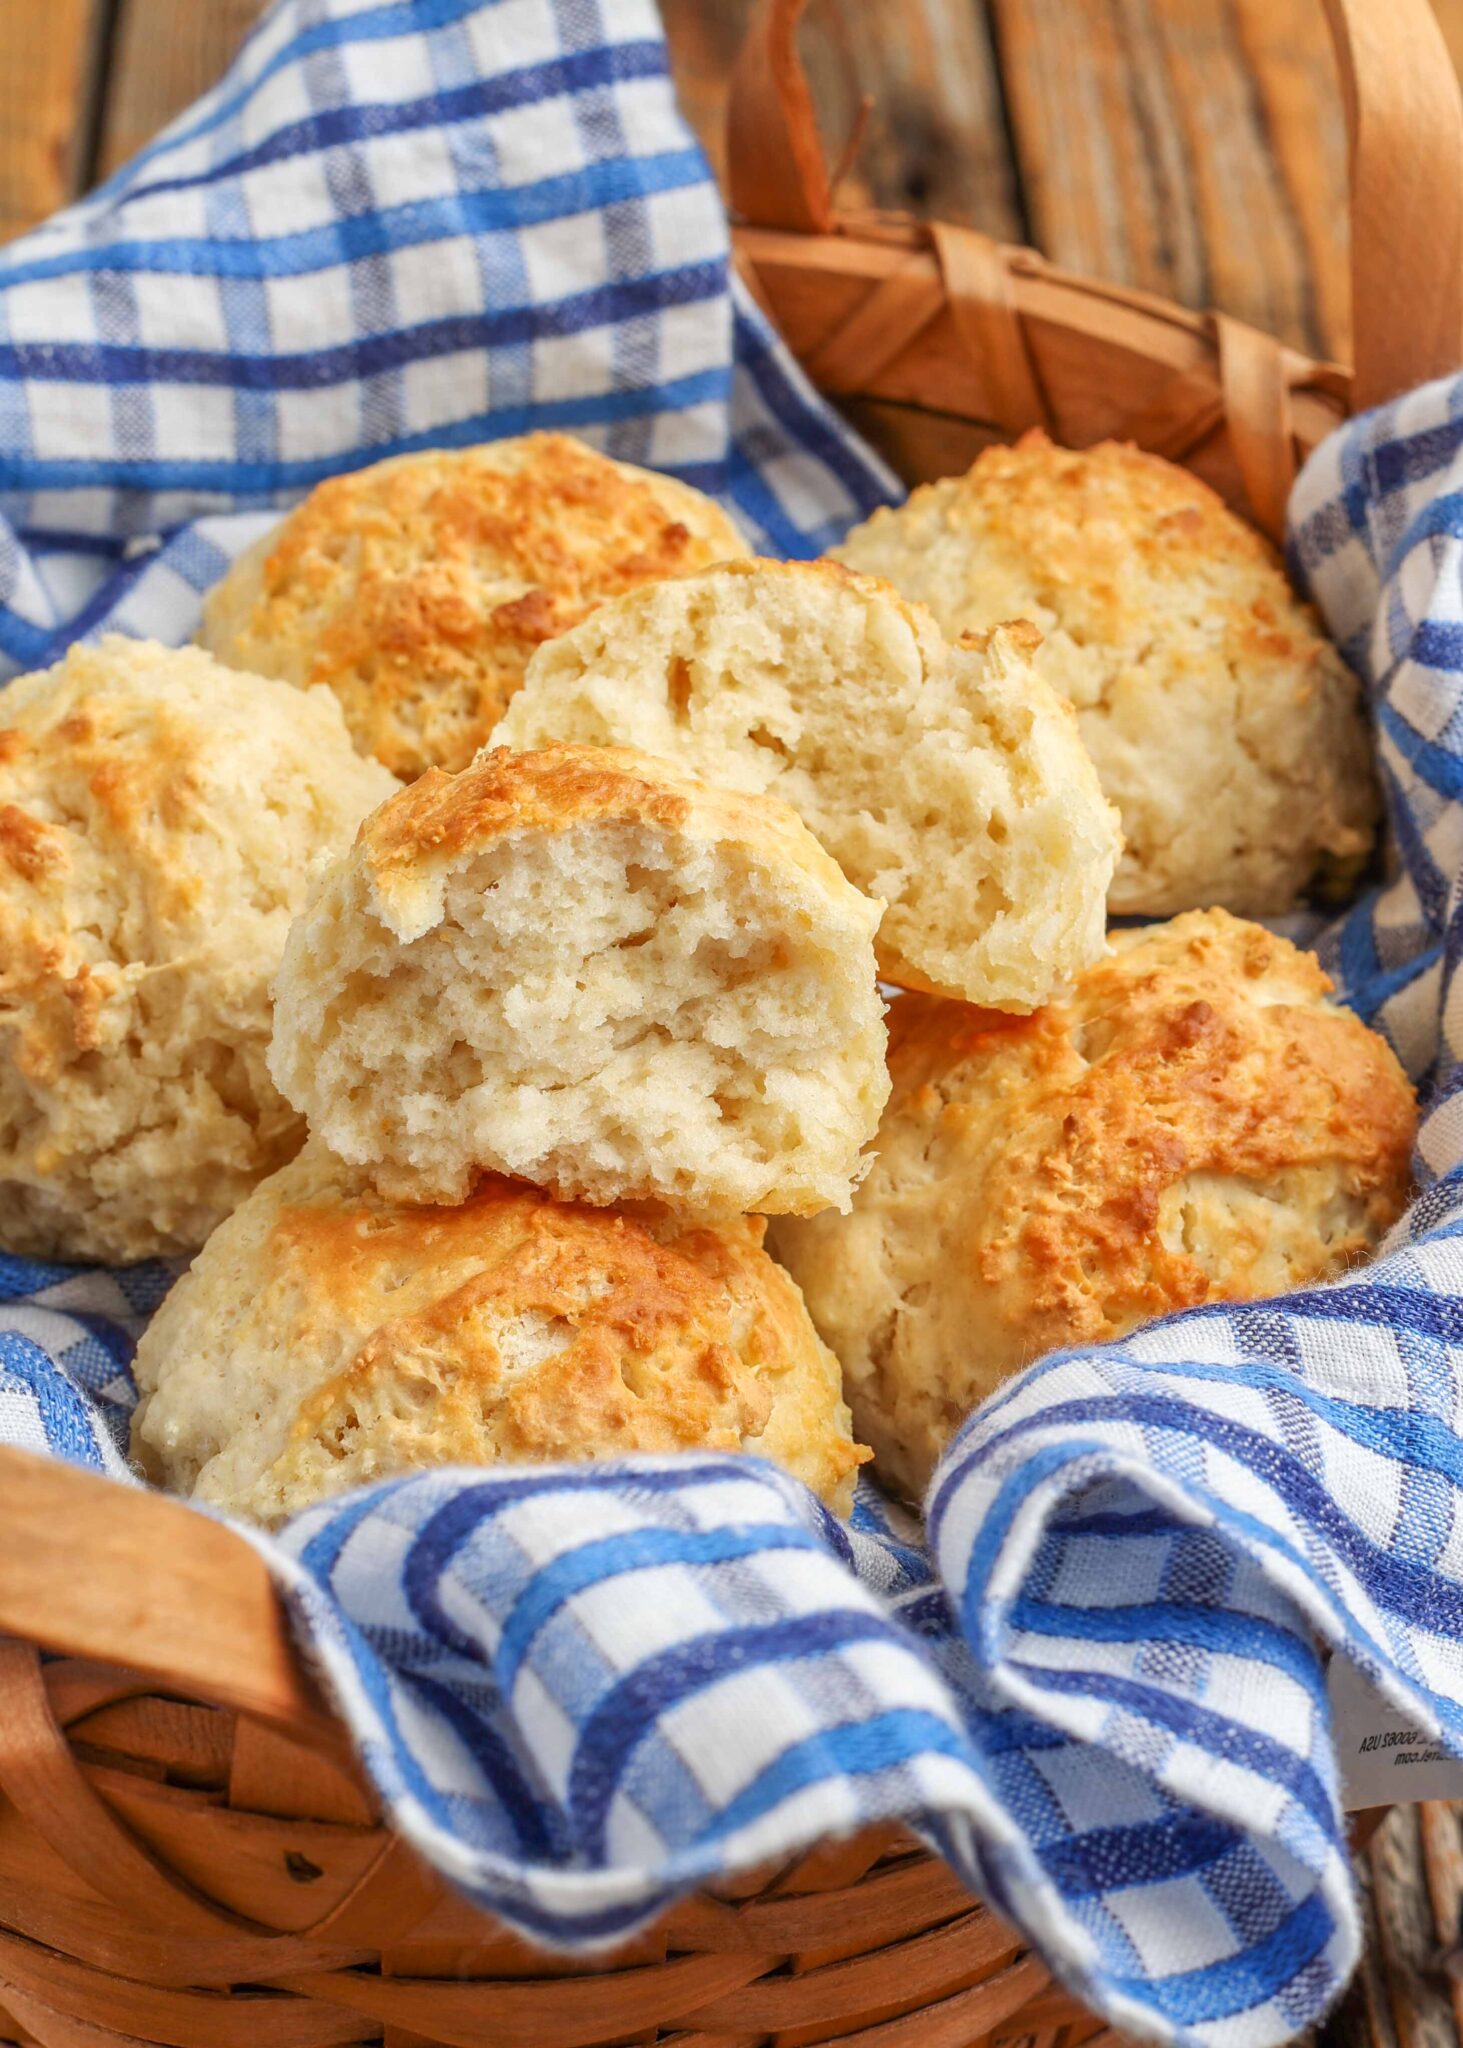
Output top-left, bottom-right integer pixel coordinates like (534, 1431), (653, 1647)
(1, 4), (1462, 2045)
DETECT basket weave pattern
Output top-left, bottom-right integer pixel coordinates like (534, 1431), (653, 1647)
(0, 1447), (1128, 2048)
(2, 1), (1463, 2042)
(726, 0), (1463, 544)
(0, 1640), (1111, 2048)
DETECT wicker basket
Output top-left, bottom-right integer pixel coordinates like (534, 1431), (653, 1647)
(726, 0), (1463, 542)
(1, 4), (1460, 2043)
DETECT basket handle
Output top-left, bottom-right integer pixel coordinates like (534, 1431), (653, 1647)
(0, 1446), (344, 1753)
(726, 0), (1463, 413)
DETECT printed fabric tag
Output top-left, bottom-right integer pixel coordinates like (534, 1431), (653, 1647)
(1328, 1654), (1463, 1807)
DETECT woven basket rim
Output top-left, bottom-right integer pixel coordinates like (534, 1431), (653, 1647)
(724, 0), (1463, 538)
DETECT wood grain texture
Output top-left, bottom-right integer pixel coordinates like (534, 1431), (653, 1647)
(1434, 0), (1463, 77)
(661, 0), (1023, 239)
(990, 0), (1463, 363)
(0, 1619), (1087, 2048)
(97, 0), (269, 177)
(1320, 1803), (1463, 2048)
(0, 0), (104, 242)
(2, 0), (1462, 360)
(0, 1445), (342, 1754)
(990, 0), (1345, 358)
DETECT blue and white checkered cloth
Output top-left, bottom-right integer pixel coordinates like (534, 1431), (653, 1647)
(2, 4), (1462, 2044)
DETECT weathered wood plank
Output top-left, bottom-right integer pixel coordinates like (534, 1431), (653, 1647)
(96, 0), (268, 179)
(1320, 1803), (1463, 2048)
(1171, 0), (1346, 358)
(990, 0), (1351, 359)
(992, 0), (1463, 364)
(661, 0), (1023, 240)
(0, 0), (106, 242)
(1432, 0), (1463, 78)
(1232, 0), (1351, 363)
(7, 0), (1463, 372)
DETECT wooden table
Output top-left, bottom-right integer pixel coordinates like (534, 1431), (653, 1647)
(2, 4), (1463, 2045)
(1, 0), (1461, 363)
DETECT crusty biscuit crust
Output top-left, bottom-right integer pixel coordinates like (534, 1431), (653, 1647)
(831, 432), (1377, 917)
(132, 1145), (867, 1523)
(357, 739), (863, 939)
(200, 433), (746, 777)
(771, 908), (1417, 1500)
(0, 637), (395, 1263)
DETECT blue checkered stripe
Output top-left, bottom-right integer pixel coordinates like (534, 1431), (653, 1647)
(925, 379), (1463, 2043)
(257, 1465), (1004, 1944)
(1293, 376), (1463, 1080)
(6, 2), (1463, 2043)
(0, 1254), (168, 1475)
(0, 0), (895, 674)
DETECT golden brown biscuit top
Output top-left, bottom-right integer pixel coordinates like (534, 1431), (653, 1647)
(0, 645), (257, 1000)
(2, 678), (211, 851)
(274, 1176), (777, 1457)
(211, 434), (746, 776)
(638, 549), (935, 617)
(359, 741), (864, 914)
(886, 908), (1417, 1351)
(905, 429), (1323, 666)
(268, 434), (729, 616)
(970, 431), (1273, 563)
(0, 638), (388, 960)
(363, 743), (691, 867)
(188, 1164), (865, 1508)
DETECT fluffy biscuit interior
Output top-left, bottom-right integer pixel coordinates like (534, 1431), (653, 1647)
(269, 763), (888, 1216)
(495, 561), (1120, 1010)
